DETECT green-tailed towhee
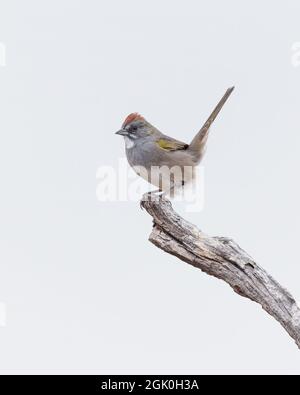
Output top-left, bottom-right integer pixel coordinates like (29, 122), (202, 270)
(116, 87), (234, 196)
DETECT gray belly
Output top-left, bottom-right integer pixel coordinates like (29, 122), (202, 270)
(126, 143), (196, 191)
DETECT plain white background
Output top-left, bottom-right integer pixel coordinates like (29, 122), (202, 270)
(0, 0), (300, 374)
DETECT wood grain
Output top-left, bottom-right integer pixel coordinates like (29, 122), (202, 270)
(141, 193), (300, 349)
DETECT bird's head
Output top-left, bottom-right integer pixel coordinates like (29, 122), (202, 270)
(115, 113), (154, 144)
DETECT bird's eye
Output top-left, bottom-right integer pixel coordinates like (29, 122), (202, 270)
(131, 125), (138, 132)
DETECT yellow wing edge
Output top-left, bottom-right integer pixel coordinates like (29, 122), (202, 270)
(156, 139), (188, 151)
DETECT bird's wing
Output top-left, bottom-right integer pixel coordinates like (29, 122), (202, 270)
(156, 136), (189, 152)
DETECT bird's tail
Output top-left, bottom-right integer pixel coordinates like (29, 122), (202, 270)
(188, 87), (235, 163)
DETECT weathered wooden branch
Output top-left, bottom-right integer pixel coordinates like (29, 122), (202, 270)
(141, 193), (300, 349)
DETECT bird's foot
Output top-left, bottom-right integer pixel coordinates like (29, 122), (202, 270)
(141, 190), (165, 208)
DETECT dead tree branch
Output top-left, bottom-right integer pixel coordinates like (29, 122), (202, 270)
(141, 194), (300, 349)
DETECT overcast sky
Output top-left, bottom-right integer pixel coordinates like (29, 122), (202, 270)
(0, 0), (300, 374)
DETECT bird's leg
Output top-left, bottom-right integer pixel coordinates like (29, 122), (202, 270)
(149, 189), (165, 201)
(151, 189), (163, 195)
(141, 181), (179, 208)
(159, 181), (178, 199)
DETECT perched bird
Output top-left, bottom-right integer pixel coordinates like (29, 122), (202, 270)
(116, 87), (234, 196)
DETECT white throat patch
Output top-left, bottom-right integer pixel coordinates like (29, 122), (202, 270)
(124, 136), (135, 149)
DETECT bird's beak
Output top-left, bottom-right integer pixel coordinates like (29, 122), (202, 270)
(115, 129), (129, 136)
